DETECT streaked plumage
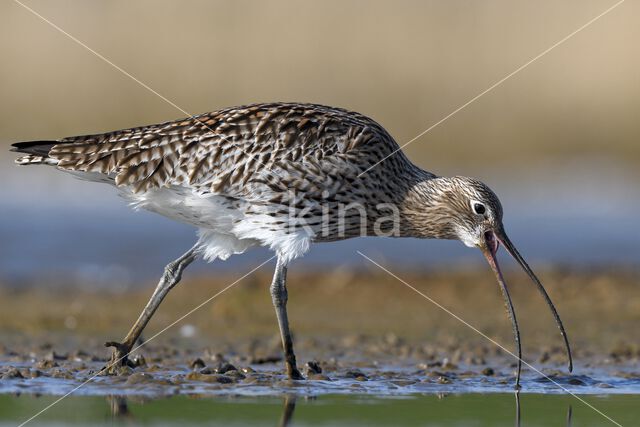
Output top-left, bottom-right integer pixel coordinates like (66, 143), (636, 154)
(11, 102), (572, 385)
(15, 103), (429, 262)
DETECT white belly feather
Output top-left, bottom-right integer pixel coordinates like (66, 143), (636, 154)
(121, 186), (312, 264)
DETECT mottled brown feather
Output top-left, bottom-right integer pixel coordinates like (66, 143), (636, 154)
(37, 102), (408, 197)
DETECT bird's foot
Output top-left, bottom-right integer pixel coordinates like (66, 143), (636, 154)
(287, 366), (304, 380)
(101, 341), (136, 375)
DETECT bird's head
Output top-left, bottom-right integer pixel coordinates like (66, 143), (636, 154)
(403, 176), (504, 244)
(432, 176), (504, 248)
(402, 176), (573, 386)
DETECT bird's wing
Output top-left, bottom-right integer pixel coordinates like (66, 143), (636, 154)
(20, 103), (398, 195)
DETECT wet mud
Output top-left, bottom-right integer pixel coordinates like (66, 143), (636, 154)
(1, 337), (639, 398)
(1, 267), (639, 398)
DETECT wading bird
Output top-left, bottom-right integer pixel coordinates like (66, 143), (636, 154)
(11, 102), (572, 386)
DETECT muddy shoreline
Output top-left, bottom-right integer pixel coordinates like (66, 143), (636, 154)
(1, 337), (639, 398)
(1, 267), (639, 398)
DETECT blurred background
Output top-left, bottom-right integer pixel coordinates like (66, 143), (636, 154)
(1, 0), (638, 287)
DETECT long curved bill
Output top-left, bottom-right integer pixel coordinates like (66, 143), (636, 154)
(480, 231), (522, 388)
(481, 229), (574, 388)
(495, 229), (573, 372)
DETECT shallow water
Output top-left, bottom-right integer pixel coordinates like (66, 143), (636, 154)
(1, 393), (638, 426)
(1, 358), (639, 426)
(2, 360), (640, 397)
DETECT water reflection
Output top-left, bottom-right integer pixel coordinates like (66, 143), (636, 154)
(278, 395), (297, 427)
(106, 394), (299, 426)
(513, 392), (572, 427)
(107, 395), (133, 422)
(105, 392), (577, 426)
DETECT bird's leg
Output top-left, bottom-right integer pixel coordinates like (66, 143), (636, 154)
(103, 244), (200, 374)
(269, 256), (303, 380)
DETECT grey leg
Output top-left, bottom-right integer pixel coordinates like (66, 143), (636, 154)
(104, 243), (200, 373)
(270, 256), (303, 379)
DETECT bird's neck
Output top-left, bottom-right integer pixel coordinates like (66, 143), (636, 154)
(398, 175), (459, 240)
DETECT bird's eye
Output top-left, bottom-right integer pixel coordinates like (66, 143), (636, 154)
(473, 202), (486, 215)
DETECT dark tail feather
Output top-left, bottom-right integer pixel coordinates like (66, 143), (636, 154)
(11, 140), (58, 156)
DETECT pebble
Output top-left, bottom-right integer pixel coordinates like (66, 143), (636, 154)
(307, 373), (330, 381)
(228, 370), (246, 379)
(344, 370), (368, 381)
(189, 358), (206, 370)
(131, 355), (147, 367)
(2, 368), (24, 379)
(186, 372), (235, 384)
(125, 372), (155, 384)
(482, 367), (495, 376)
(568, 377), (586, 386)
(50, 369), (73, 380)
(36, 359), (58, 369)
(596, 382), (614, 388)
(437, 376), (452, 384)
(304, 360), (322, 375)
(29, 369), (43, 378)
(113, 366), (134, 376)
(214, 362), (238, 374)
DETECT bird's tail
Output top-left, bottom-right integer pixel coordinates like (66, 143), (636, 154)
(11, 140), (59, 165)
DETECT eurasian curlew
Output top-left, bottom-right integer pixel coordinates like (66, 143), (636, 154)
(11, 102), (572, 386)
